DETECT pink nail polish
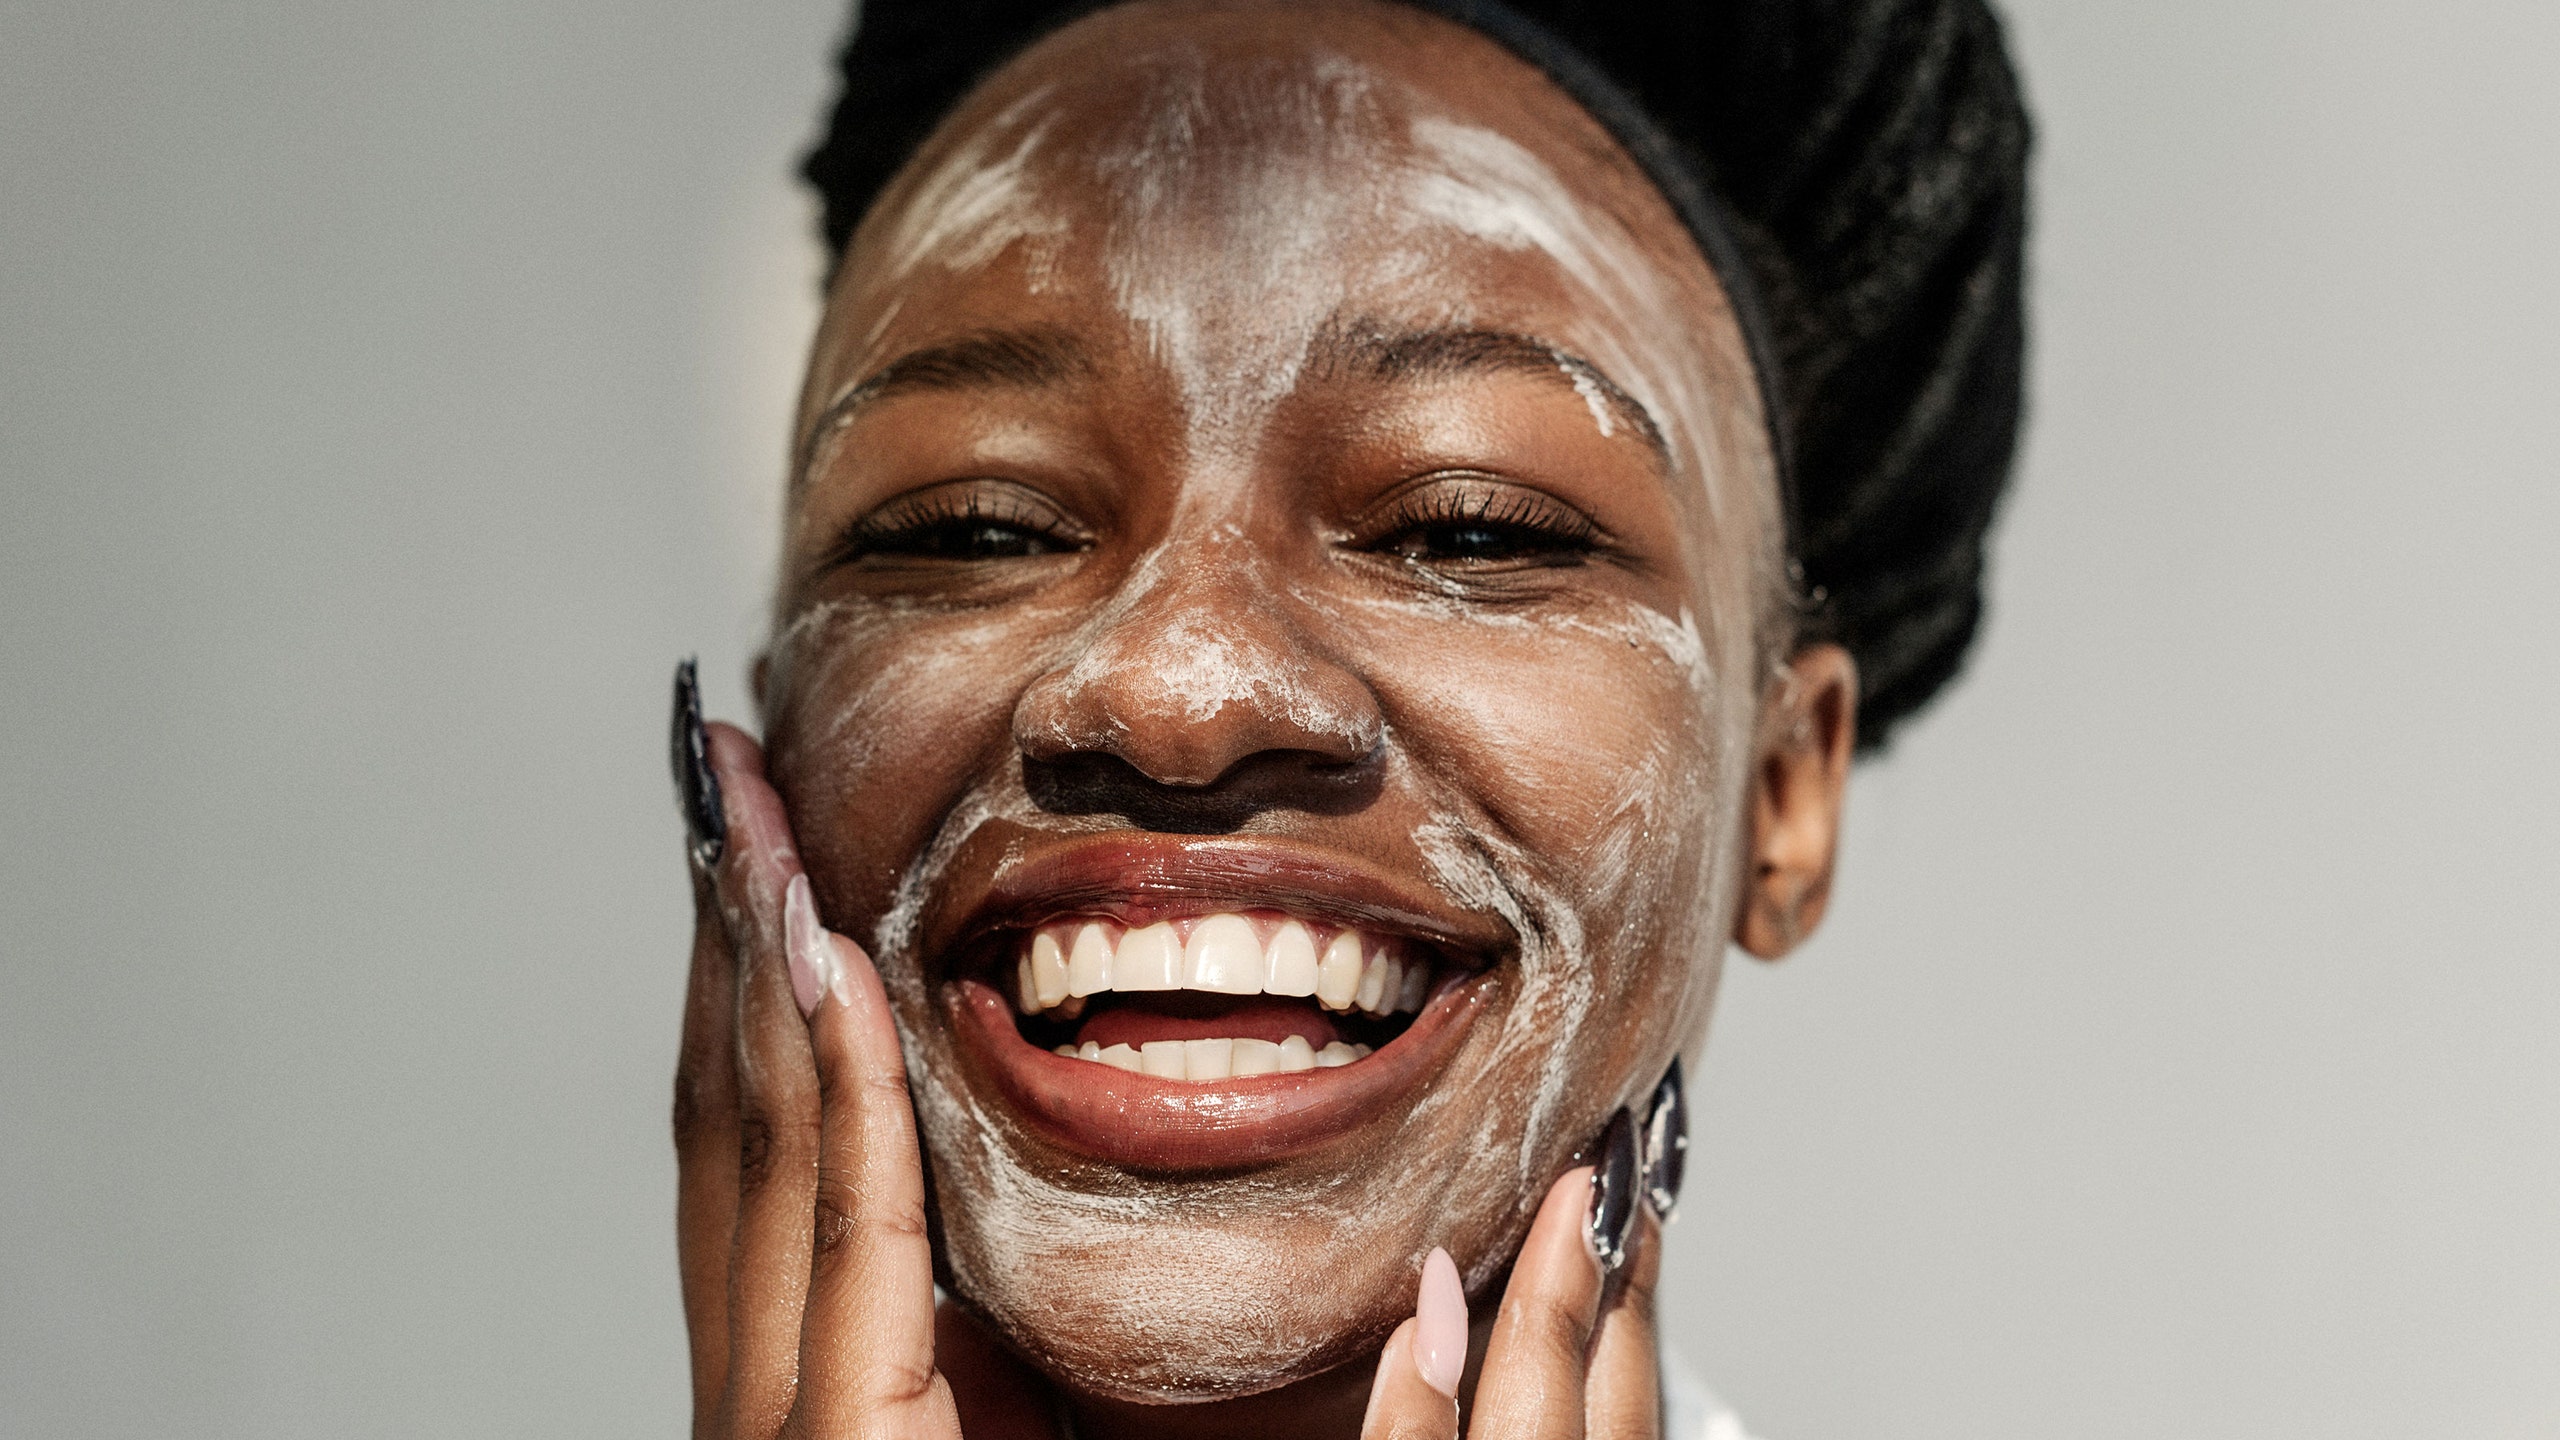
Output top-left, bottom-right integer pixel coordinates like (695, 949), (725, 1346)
(784, 873), (828, 1018)
(1413, 1246), (1466, 1398)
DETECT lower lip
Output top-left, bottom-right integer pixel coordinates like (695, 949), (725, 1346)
(946, 976), (1489, 1170)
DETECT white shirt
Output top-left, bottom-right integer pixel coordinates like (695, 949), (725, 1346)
(1661, 1343), (1760, 1440)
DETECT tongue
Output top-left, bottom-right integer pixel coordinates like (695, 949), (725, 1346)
(1075, 995), (1346, 1051)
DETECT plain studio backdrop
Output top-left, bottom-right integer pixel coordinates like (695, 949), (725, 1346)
(4, 2), (2555, 1436)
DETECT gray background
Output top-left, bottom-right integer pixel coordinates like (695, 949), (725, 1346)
(3, 1), (2553, 1436)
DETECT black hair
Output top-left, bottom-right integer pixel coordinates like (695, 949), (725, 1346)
(800, 0), (2030, 751)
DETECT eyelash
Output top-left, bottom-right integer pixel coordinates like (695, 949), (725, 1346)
(827, 479), (1604, 571)
(831, 488), (1081, 565)
(1363, 483), (1604, 566)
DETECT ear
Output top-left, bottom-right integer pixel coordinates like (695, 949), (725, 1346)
(749, 652), (772, 727)
(1735, 643), (1857, 959)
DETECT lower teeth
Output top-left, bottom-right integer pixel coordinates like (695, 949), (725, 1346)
(1048, 1035), (1369, 1080)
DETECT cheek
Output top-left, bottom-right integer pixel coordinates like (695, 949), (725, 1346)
(762, 601), (1063, 918)
(1364, 597), (1731, 926)
(1358, 595), (1747, 1136)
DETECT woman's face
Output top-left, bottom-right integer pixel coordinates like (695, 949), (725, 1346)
(761, 0), (1786, 1403)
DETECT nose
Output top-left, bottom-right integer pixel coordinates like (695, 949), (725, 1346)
(1014, 544), (1384, 789)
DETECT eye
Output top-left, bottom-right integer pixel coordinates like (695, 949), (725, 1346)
(1362, 479), (1604, 567)
(830, 482), (1084, 566)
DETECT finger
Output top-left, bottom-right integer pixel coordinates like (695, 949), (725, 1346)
(700, 722), (825, 1438)
(1467, 1167), (1605, 1440)
(1360, 1318), (1459, 1440)
(782, 884), (959, 1436)
(675, 856), (741, 1434)
(1584, 1210), (1665, 1440)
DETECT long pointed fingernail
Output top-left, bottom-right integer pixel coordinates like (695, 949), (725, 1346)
(1642, 1057), (1689, 1223)
(670, 657), (725, 868)
(1586, 1106), (1638, 1276)
(1413, 1246), (1466, 1398)
(784, 873), (832, 1019)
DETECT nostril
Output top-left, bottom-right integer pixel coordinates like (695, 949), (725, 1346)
(1009, 543), (1387, 792)
(1023, 748), (1386, 830)
(1011, 640), (1384, 786)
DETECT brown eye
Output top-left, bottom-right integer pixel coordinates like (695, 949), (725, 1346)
(831, 481), (1085, 567)
(1364, 480), (1603, 567)
(863, 515), (1070, 560)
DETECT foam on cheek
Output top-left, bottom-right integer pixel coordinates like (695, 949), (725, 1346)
(766, 597), (1072, 788)
(1359, 590), (1757, 1156)
(1409, 820), (1591, 1203)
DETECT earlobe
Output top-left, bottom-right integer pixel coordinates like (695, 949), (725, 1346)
(1734, 644), (1857, 961)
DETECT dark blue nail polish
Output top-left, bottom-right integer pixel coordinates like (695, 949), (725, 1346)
(1586, 1106), (1638, 1276)
(670, 657), (725, 868)
(1641, 1057), (1688, 1223)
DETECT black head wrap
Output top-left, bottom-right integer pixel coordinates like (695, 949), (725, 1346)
(801, 0), (2029, 751)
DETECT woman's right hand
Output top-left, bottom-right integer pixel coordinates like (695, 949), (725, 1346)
(670, 688), (1054, 1439)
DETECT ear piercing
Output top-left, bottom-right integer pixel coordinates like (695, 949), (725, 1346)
(670, 657), (725, 868)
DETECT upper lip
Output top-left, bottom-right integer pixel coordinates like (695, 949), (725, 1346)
(929, 831), (1516, 981)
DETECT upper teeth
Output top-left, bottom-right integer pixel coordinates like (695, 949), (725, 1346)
(1010, 913), (1430, 1018)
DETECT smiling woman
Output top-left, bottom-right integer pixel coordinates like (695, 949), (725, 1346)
(669, 1), (2027, 1437)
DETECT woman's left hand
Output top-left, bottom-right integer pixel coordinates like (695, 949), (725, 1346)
(1360, 1172), (1665, 1439)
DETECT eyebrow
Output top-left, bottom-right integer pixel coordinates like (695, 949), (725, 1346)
(797, 326), (1097, 479)
(1305, 318), (1670, 467)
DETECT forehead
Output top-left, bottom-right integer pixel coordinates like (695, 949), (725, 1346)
(812, 0), (1772, 521)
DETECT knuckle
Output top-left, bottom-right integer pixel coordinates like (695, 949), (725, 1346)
(810, 1174), (859, 1261)
(1504, 1291), (1592, 1373)
(855, 1356), (940, 1407)
(817, 1057), (914, 1112)
(735, 1108), (823, 1197)
(809, 1168), (928, 1270)
(733, 1111), (776, 1194)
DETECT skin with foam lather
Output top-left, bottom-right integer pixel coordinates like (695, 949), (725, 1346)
(672, 2), (1857, 1436)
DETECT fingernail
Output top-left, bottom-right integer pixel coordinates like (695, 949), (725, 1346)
(784, 873), (831, 1019)
(669, 657), (725, 868)
(1413, 1246), (1466, 1398)
(1641, 1057), (1689, 1223)
(1585, 1106), (1638, 1276)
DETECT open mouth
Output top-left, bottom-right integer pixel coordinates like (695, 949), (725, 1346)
(927, 834), (1508, 1168)
(1002, 911), (1441, 1078)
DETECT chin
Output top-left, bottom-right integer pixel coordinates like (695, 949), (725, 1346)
(936, 1198), (1404, 1403)
(889, 841), (1646, 1405)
